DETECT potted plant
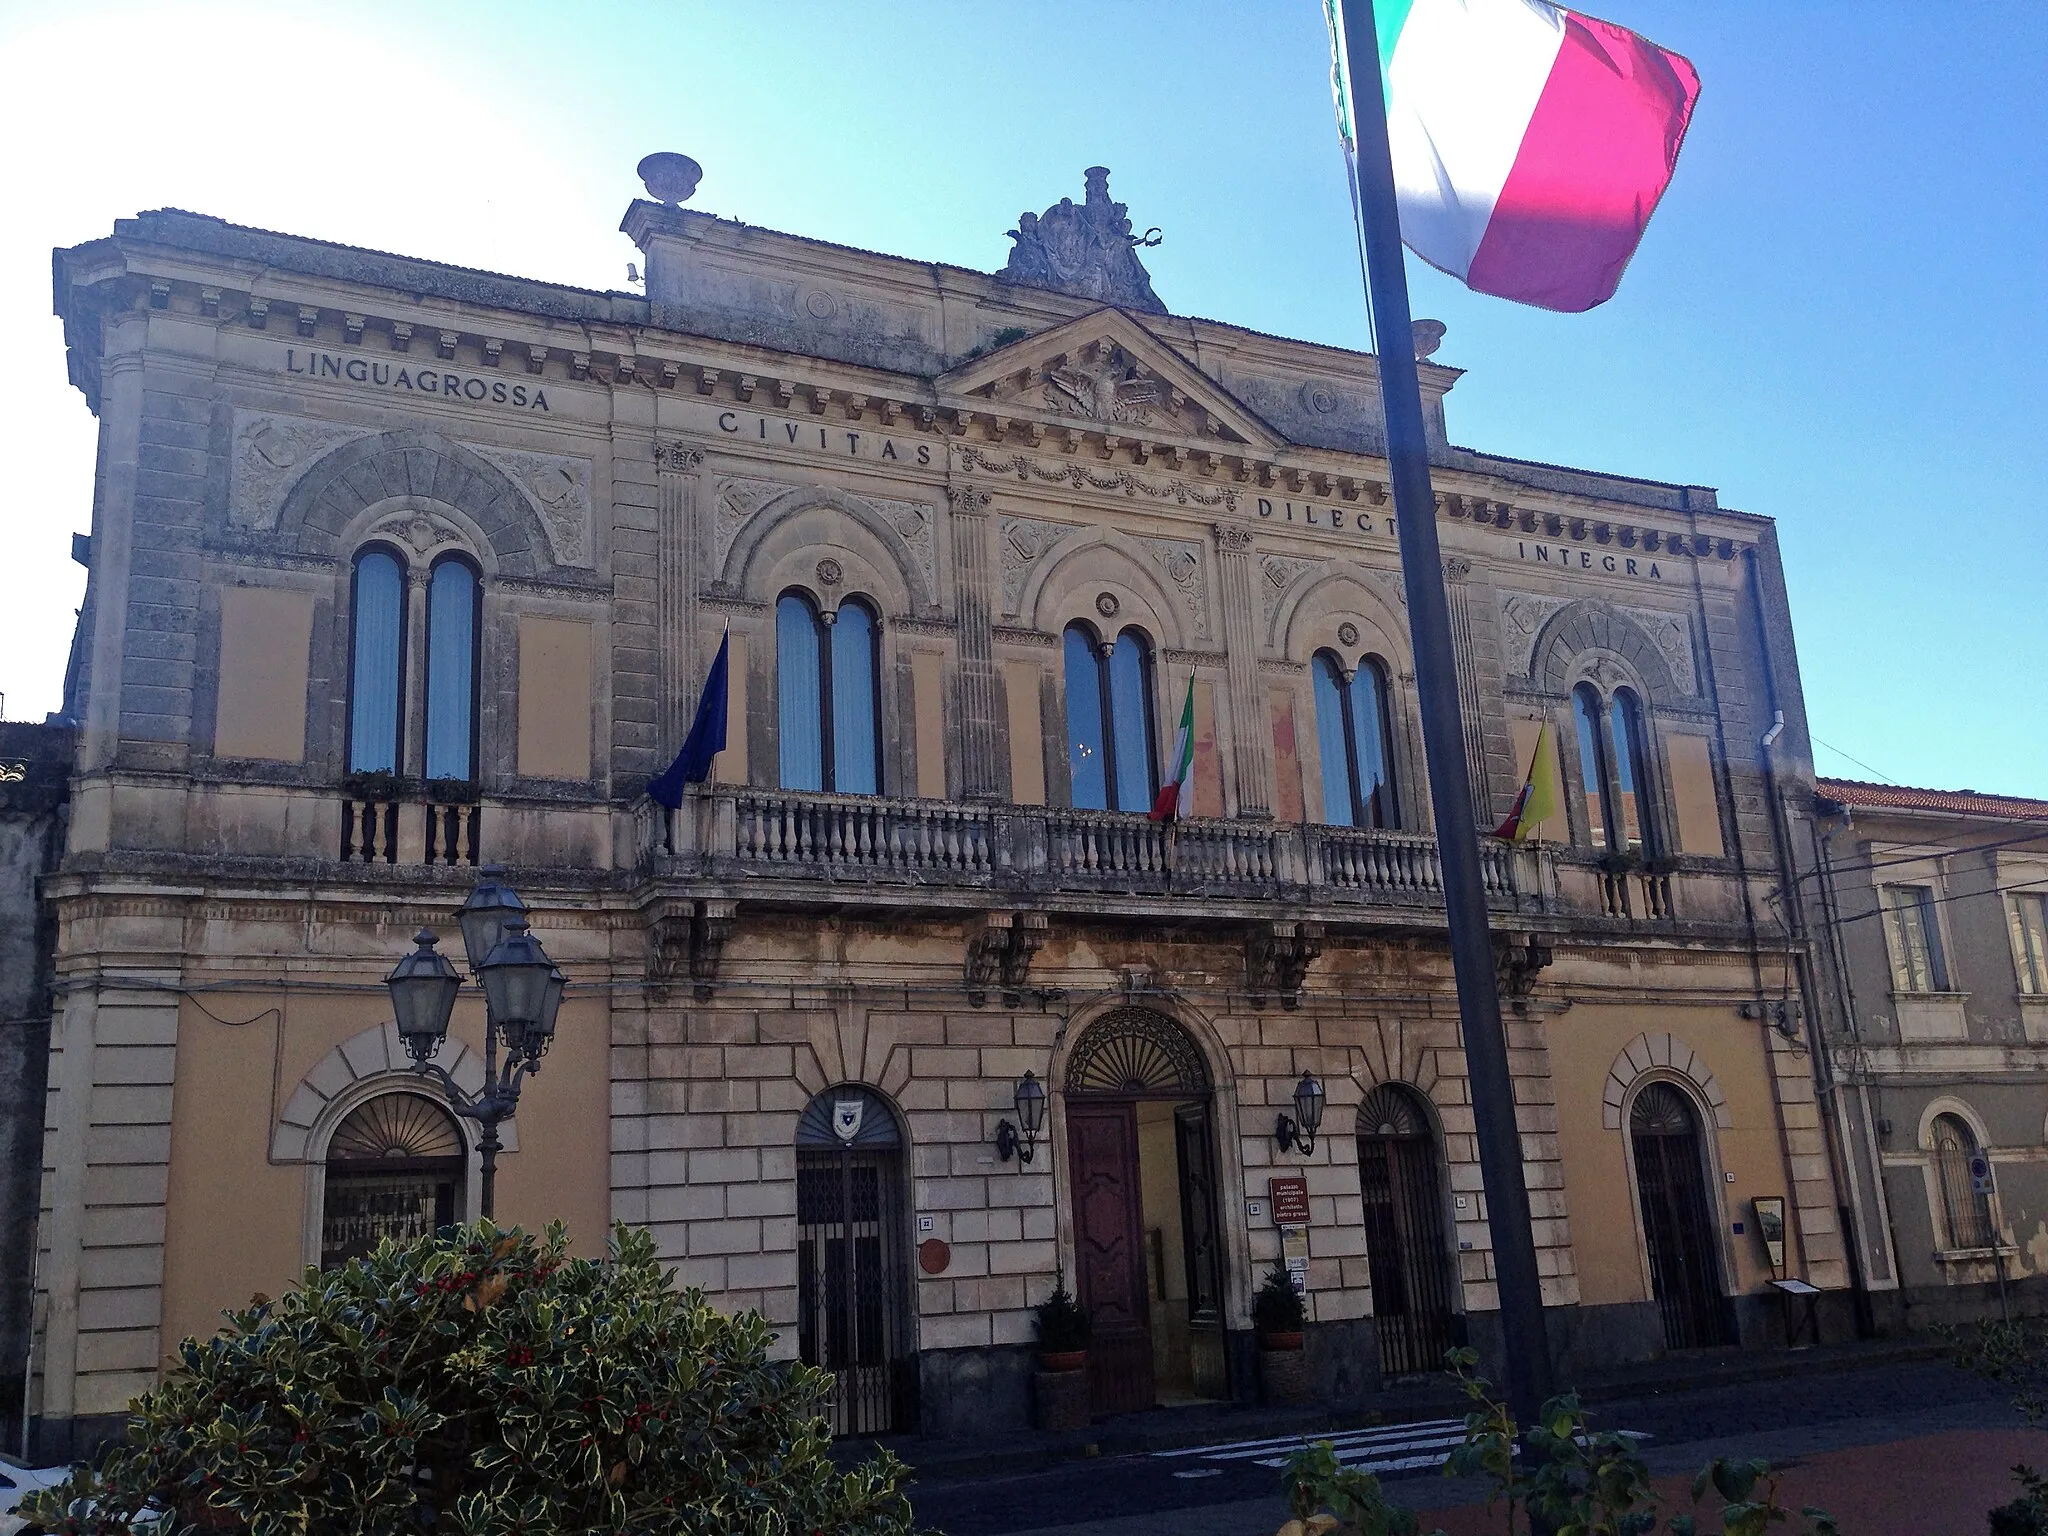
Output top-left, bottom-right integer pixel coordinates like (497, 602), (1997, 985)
(1033, 1271), (1091, 1372)
(1253, 1257), (1306, 1351)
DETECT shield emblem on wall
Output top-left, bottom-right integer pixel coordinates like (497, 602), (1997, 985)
(833, 1098), (865, 1144)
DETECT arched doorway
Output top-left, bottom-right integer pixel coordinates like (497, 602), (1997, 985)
(320, 1092), (466, 1268)
(1063, 1007), (1227, 1415)
(1356, 1083), (1462, 1375)
(1630, 1082), (1733, 1348)
(795, 1086), (917, 1436)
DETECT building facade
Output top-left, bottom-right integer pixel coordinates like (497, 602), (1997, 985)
(1811, 778), (2048, 1326)
(28, 162), (1853, 1456)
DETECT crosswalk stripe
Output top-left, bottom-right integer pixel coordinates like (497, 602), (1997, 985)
(1152, 1418), (1466, 1460)
(1154, 1418), (1649, 1475)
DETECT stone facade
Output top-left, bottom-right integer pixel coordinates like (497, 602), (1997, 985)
(24, 167), (1856, 1455)
(1810, 779), (2048, 1329)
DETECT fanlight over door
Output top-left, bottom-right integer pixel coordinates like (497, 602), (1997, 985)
(321, 1092), (465, 1268)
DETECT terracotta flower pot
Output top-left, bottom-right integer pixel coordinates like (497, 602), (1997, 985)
(1258, 1330), (1304, 1352)
(1038, 1348), (1088, 1373)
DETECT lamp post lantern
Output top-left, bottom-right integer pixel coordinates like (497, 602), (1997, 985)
(385, 872), (562, 1219)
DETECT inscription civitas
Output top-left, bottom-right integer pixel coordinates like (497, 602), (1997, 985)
(1516, 540), (1673, 581)
(1256, 497), (1394, 538)
(285, 349), (551, 411)
(715, 409), (932, 466)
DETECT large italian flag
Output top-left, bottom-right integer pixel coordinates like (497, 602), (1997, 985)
(1361, 0), (1700, 313)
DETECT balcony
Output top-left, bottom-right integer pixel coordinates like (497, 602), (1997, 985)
(634, 787), (1557, 927)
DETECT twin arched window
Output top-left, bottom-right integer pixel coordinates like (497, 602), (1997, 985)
(1572, 683), (1656, 854)
(348, 547), (480, 780)
(1063, 623), (1157, 812)
(777, 591), (881, 794)
(1312, 652), (1397, 829)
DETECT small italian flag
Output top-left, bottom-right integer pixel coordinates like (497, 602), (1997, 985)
(1149, 676), (1197, 823)
(1334, 0), (1700, 313)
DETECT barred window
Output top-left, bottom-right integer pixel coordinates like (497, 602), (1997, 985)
(1932, 1112), (1994, 1250)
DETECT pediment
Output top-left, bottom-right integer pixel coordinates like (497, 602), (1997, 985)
(938, 308), (1285, 452)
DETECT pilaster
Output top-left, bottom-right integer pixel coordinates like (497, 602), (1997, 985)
(1443, 557), (1489, 824)
(946, 485), (1003, 799)
(655, 444), (706, 753)
(1213, 523), (1271, 817)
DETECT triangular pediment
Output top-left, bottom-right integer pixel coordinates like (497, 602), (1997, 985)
(938, 308), (1285, 452)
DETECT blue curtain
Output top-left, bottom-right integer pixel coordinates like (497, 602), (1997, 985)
(1062, 626), (1107, 810)
(778, 594), (824, 791)
(1108, 631), (1155, 812)
(1348, 660), (1394, 828)
(424, 561), (477, 781)
(1573, 685), (1608, 849)
(831, 602), (879, 795)
(348, 550), (403, 773)
(1312, 653), (1355, 826)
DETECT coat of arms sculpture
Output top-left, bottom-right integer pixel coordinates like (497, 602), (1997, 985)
(998, 166), (1167, 315)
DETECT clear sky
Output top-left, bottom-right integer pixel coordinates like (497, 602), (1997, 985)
(2, 2), (2041, 794)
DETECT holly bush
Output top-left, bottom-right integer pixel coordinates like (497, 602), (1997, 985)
(22, 1221), (920, 1536)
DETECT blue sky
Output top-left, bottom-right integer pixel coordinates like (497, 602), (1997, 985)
(2, 2), (2042, 794)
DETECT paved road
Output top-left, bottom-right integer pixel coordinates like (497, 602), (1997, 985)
(907, 1359), (2024, 1536)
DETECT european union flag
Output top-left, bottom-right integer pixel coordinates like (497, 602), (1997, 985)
(648, 628), (729, 809)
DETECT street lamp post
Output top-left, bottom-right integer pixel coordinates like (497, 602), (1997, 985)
(385, 868), (564, 1219)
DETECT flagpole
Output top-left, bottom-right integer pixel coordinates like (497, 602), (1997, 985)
(1334, 0), (1555, 1426)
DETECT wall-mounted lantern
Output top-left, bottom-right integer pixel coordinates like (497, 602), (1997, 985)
(995, 1070), (1048, 1164)
(1274, 1073), (1326, 1156)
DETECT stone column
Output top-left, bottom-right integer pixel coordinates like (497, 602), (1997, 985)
(946, 484), (1003, 799)
(1443, 556), (1489, 823)
(656, 444), (706, 752)
(1211, 522), (1271, 817)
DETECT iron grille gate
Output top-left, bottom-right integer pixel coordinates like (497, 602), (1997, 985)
(795, 1088), (916, 1436)
(1631, 1084), (1734, 1350)
(1357, 1089), (1462, 1377)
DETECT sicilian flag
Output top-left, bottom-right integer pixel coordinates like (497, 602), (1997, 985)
(647, 626), (729, 810)
(1149, 676), (1197, 823)
(1333, 0), (1700, 313)
(1494, 721), (1563, 841)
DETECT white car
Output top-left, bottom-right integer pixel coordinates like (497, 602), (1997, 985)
(0, 1457), (74, 1535)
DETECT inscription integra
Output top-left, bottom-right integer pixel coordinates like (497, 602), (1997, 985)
(286, 349), (550, 411)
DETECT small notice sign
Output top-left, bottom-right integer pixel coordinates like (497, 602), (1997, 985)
(1269, 1176), (1311, 1226)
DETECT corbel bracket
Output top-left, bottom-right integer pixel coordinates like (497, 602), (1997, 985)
(1246, 921), (1323, 1010)
(964, 910), (1049, 1007)
(647, 899), (738, 1000)
(1493, 931), (1555, 1009)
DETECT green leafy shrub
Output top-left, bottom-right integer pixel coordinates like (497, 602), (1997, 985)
(1252, 1258), (1306, 1337)
(1946, 1318), (2048, 1535)
(1031, 1272), (1091, 1354)
(23, 1221), (918, 1536)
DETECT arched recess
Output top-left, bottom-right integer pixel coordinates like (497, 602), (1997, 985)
(1531, 600), (1678, 699)
(1268, 566), (1411, 668)
(319, 1091), (469, 1269)
(1355, 1081), (1463, 1375)
(1601, 1032), (1731, 1131)
(1053, 1002), (1237, 1413)
(271, 1020), (510, 1160)
(793, 1083), (917, 1437)
(276, 429), (562, 579)
(720, 486), (938, 615)
(1022, 532), (1191, 653)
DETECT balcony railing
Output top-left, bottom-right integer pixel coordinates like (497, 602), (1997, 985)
(639, 787), (1555, 916)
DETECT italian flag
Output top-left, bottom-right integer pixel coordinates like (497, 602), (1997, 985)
(1342, 0), (1700, 313)
(1149, 677), (1196, 823)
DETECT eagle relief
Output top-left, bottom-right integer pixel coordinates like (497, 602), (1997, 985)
(1041, 344), (1165, 426)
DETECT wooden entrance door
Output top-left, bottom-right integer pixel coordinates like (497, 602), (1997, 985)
(1631, 1083), (1733, 1349)
(1357, 1084), (1462, 1376)
(1066, 1101), (1155, 1415)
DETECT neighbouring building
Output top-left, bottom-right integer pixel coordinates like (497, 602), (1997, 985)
(1, 720), (74, 1450)
(1810, 777), (2048, 1326)
(26, 157), (1855, 1457)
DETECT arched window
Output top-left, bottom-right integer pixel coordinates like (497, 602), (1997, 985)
(1572, 682), (1659, 855)
(778, 591), (882, 794)
(347, 547), (405, 773)
(1312, 651), (1398, 829)
(423, 556), (480, 781)
(1933, 1113), (1995, 1249)
(1572, 683), (1611, 849)
(321, 1092), (465, 1268)
(1063, 623), (1157, 812)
